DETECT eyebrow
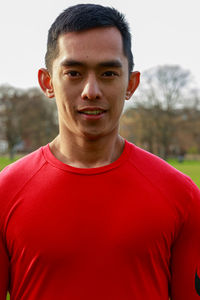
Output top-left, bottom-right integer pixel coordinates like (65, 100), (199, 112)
(60, 59), (123, 68)
(98, 60), (122, 68)
(61, 60), (83, 67)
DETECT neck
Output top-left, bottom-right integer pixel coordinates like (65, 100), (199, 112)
(49, 131), (125, 168)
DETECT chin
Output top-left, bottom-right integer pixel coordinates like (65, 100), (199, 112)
(81, 131), (106, 141)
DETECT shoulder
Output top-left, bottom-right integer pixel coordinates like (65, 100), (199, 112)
(0, 147), (46, 183)
(127, 141), (200, 203)
(0, 147), (47, 215)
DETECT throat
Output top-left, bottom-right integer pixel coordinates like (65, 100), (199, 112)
(49, 135), (125, 168)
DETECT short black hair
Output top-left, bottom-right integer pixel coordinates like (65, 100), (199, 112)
(45, 4), (134, 74)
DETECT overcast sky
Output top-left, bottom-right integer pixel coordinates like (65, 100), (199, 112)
(0, 0), (200, 90)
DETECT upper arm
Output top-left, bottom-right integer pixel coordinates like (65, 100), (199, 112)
(0, 234), (9, 299)
(170, 183), (200, 299)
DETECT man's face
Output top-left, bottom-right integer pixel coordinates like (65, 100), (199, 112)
(50, 27), (137, 140)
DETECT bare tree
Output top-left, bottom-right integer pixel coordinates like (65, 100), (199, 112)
(0, 85), (58, 158)
(18, 88), (58, 151)
(0, 85), (24, 158)
(132, 65), (193, 159)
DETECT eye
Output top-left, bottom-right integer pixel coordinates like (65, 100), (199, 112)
(65, 70), (81, 78)
(102, 71), (119, 77)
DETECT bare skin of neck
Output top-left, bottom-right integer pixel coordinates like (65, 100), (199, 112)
(49, 130), (125, 169)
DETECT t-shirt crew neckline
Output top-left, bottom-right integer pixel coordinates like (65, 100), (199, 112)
(42, 140), (132, 175)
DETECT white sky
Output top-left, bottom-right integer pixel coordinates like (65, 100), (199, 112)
(0, 0), (200, 90)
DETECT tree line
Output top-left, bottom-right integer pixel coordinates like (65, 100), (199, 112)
(0, 85), (58, 158)
(0, 64), (200, 160)
(120, 65), (200, 160)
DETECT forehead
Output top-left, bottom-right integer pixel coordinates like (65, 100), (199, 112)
(55, 27), (127, 66)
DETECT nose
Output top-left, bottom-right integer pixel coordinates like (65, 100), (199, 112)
(81, 74), (102, 100)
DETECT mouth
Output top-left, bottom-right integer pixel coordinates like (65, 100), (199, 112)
(79, 110), (105, 115)
(78, 107), (107, 119)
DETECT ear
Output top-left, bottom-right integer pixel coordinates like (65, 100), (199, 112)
(38, 68), (55, 98)
(125, 71), (140, 100)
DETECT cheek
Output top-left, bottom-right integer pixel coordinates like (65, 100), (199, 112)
(110, 89), (127, 109)
(53, 84), (74, 111)
(108, 85), (126, 100)
(115, 84), (128, 100)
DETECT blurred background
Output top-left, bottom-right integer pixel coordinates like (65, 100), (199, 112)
(0, 0), (200, 186)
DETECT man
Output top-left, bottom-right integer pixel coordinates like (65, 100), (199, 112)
(0, 4), (200, 299)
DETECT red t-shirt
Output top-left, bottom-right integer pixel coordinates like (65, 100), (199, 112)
(0, 141), (200, 299)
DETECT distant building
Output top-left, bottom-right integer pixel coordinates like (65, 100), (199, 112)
(0, 139), (8, 153)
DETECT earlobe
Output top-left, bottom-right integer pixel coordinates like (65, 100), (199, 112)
(38, 68), (55, 98)
(125, 71), (140, 100)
